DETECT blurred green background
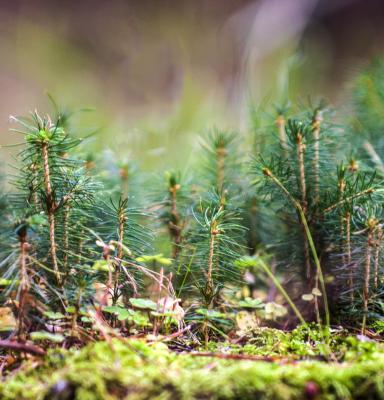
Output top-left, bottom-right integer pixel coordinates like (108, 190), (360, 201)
(1, 0), (384, 169)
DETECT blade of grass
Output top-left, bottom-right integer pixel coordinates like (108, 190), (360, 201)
(257, 257), (307, 326)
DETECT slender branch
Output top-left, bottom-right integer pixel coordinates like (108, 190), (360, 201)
(78, 228), (84, 264)
(63, 203), (70, 274)
(324, 189), (375, 214)
(48, 213), (61, 285)
(216, 145), (226, 192)
(346, 213), (352, 265)
(189, 352), (277, 362)
(149, 324), (193, 343)
(29, 162), (39, 208)
(296, 133), (307, 207)
(100, 245), (113, 307)
(169, 185), (182, 259)
(117, 207), (125, 261)
(41, 142), (61, 286)
(276, 114), (288, 157)
(71, 290), (81, 338)
(17, 231), (30, 341)
(312, 110), (322, 322)
(346, 212), (354, 303)
(59, 192), (75, 209)
(312, 110), (322, 205)
(362, 227), (374, 334)
(0, 340), (46, 356)
(374, 225), (382, 290)
(207, 227), (216, 299)
(296, 132), (311, 280)
(338, 178), (346, 267)
(41, 142), (53, 201)
(153, 267), (164, 336)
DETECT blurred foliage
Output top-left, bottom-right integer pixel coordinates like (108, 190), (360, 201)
(2, 0), (384, 170)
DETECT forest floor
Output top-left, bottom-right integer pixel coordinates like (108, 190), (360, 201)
(1, 326), (384, 400)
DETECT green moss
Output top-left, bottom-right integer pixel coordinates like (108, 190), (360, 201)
(206, 325), (382, 361)
(2, 336), (384, 399)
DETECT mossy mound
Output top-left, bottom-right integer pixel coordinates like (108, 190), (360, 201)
(2, 336), (384, 400)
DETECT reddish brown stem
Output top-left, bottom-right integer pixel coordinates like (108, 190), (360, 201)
(207, 228), (216, 297)
(169, 186), (182, 259)
(312, 110), (322, 205)
(0, 340), (46, 356)
(17, 231), (30, 341)
(374, 225), (382, 289)
(276, 115), (288, 157)
(117, 207), (125, 261)
(216, 145), (226, 193)
(345, 212), (353, 303)
(189, 352), (276, 362)
(63, 204), (70, 275)
(296, 133), (311, 280)
(362, 228), (374, 334)
(42, 142), (61, 286)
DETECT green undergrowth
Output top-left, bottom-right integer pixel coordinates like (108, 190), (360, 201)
(207, 325), (382, 361)
(2, 330), (384, 400)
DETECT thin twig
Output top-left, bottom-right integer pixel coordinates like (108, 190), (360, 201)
(312, 109), (322, 205)
(324, 189), (375, 214)
(0, 340), (46, 356)
(373, 225), (382, 289)
(276, 114), (288, 157)
(42, 142), (61, 286)
(362, 227), (374, 334)
(188, 352), (279, 362)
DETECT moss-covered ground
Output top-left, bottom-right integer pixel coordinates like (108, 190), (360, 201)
(2, 327), (384, 400)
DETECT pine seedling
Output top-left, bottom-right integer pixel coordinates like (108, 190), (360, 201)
(96, 152), (143, 205)
(0, 212), (47, 339)
(198, 128), (243, 203)
(108, 158), (138, 201)
(118, 160), (130, 200)
(351, 205), (384, 333)
(253, 104), (339, 272)
(254, 119), (315, 281)
(275, 104), (290, 157)
(157, 170), (192, 260)
(10, 112), (93, 288)
(165, 171), (183, 259)
(181, 194), (245, 345)
(249, 102), (272, 154)
(336, 163), (355, 298)
(14, 221), (31, 339)
(64, 266), (99, 338)
(249, 101), (290, 156)
(198, 129), (250, 255)
(255, 103), (354, 323)
(94, 196), (153, 306)
(241, 103), (291, 257)
(287, 119), (313, 279)
(185, 194), (245, 308)
(255, 164), (330, 329)
(322, 161), (380, 306)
